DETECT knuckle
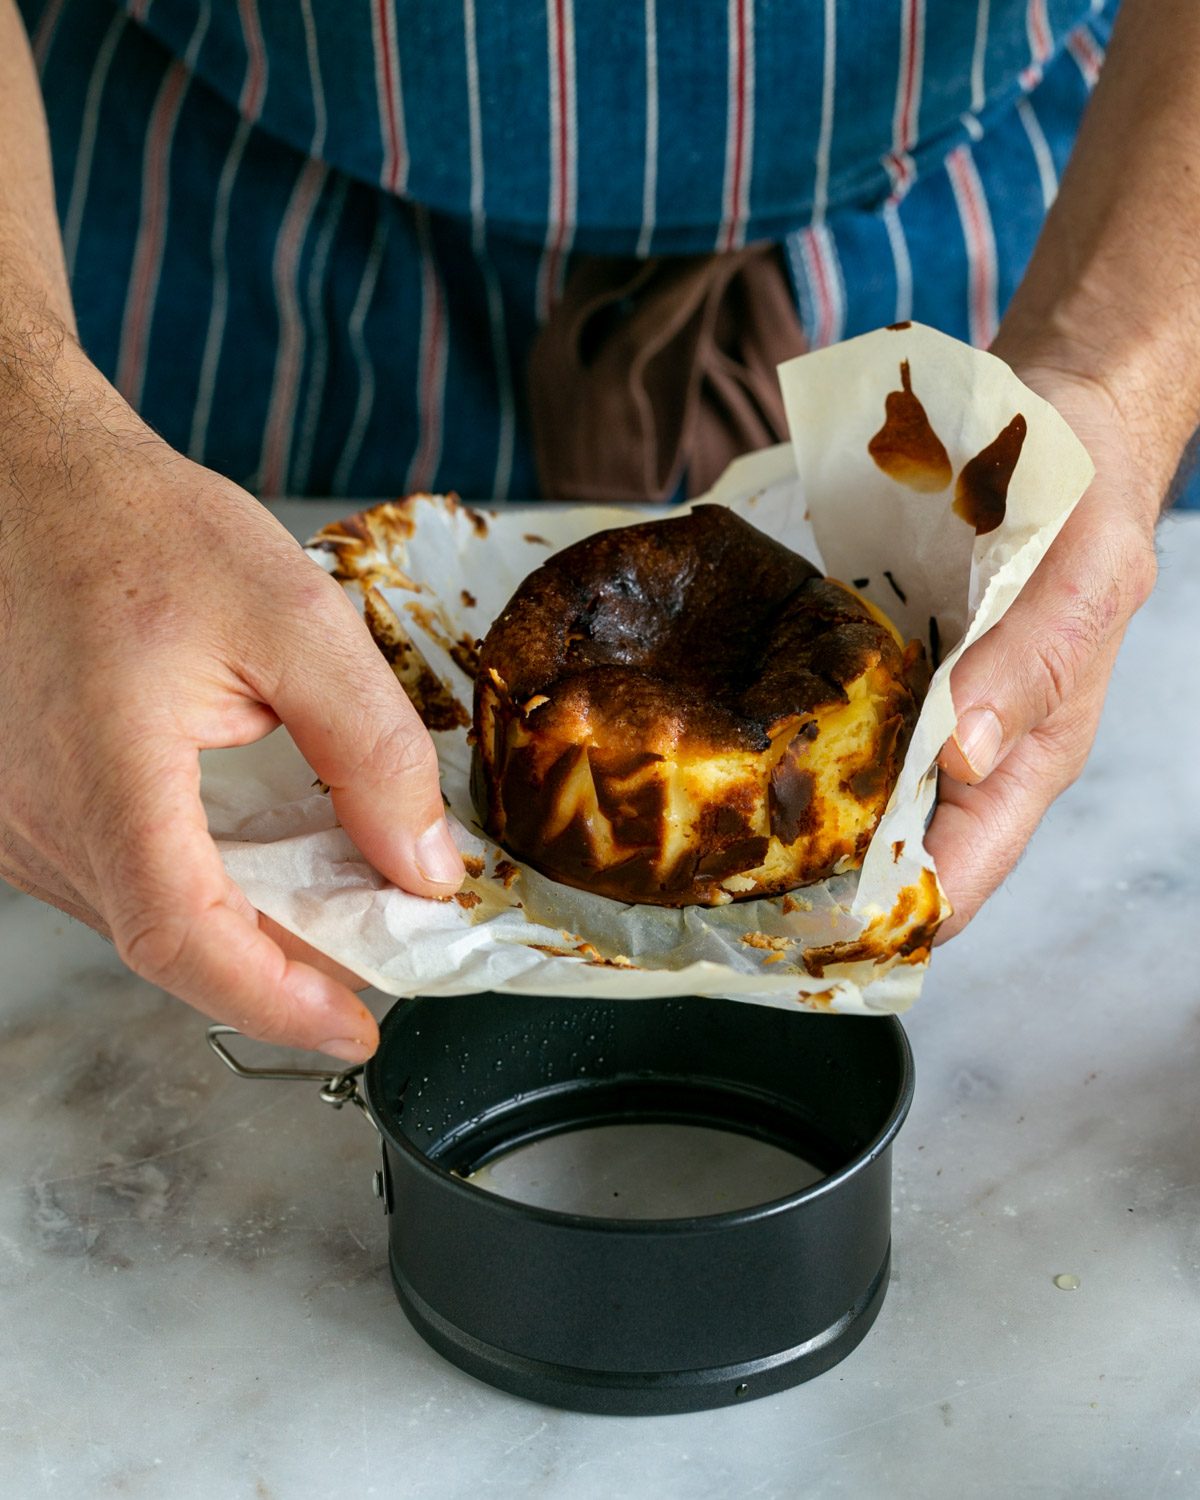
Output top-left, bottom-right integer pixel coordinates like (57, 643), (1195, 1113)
(1122, 532), (1158, 614)
(1088, 521), (1158, 629)
(1027, 629), (1085, 721)
(247, 571), (364, 696)
(360, 718), (439, 785)
(113, 909), (193, 988)
(281, 562), (354, 624)
(106, 852), (215, 991)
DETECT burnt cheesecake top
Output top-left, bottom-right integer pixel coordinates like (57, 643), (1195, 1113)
(477, 505), (906, 755)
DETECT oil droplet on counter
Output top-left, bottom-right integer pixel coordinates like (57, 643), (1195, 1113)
(1053, 1273), (1081, 1291)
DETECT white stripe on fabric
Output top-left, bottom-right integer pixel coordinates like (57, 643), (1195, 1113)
(882, 199), (914, 325)
(297, 0), (327, 158)
(946, 144), (999, 348)
(62, 10), (128, 279)
(464, 0), (485, 221)
(188, 0), (268, 462)
(115, 5), (210, 411)
(405, 206), (449, 493)
(477, 238), (515, 501)
(562, 0), (578, 238)
(290, 175), (349, 494)
(635, 0), (659, 258)
(464, 0), (515, 498)
(1016, 95), (1057, 209)
(258, 161), (328, 495)
(333, 215), (389, 496)
(537, 0), (577, 320)
(812, 0), (837, 223)
(188, 118), (252, 460)
(969, 0), (990, 114)
(742, 1), (755, 228)
(543, 0), (563, 247)
(372, 0), (408, 195)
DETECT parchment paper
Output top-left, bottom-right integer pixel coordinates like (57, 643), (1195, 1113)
(201, 323), (1094, 1014)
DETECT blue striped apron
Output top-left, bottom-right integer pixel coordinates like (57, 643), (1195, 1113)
(21, 0), (1155, 505)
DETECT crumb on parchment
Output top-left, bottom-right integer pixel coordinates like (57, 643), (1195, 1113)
(741, 931), (794, 952)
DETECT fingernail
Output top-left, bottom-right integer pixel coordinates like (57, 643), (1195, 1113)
(317, 1036), (375, 1064)
(415, 819), (465, 887)
(954, 707), (1004, 781)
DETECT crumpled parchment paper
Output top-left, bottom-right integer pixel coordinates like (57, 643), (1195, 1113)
(200, 323), (1093, 1014)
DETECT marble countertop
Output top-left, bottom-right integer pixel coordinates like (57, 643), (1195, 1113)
(3, 504), (1199, 1500)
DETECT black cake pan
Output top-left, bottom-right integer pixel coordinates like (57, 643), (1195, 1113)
(359, 991), (913, 1416)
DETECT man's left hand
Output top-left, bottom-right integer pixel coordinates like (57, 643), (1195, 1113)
(928, 367), (1163, 940)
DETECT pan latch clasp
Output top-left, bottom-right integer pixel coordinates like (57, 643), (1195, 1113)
(205, 1024), (377, 1130)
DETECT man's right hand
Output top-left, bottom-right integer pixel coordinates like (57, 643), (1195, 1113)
(0, 347), (464, 1063)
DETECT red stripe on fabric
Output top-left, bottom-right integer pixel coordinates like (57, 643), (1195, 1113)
(32, 0), (68, 68)
(237, 0), (267, 117)
(375, 0), (403, 193)
(884, 151), (913, 199)
(116, 62), (188, 405)
(1030, 0), (1052, 61)
(409, 252), (446, 492)
(801, 228), (836, 350)
(897, 0), (919, 149)
(722, 0), (747, 252)
(549, 0), (571, 291)
(555, 0), (569, 227)
(1019, 0), (1052, 91)
(259, 162), (325, 495)
(947, 147), (996, 347)
(538, 0), (571, 316)
(1066, 28), (1103, 87)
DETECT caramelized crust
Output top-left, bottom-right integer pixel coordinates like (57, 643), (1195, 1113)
(472, 506), (926, 907)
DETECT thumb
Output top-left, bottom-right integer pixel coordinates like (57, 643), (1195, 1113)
(83, 739), (379, 1060)
(939, 510), (1154, 784)
(262, 579), (465, 898)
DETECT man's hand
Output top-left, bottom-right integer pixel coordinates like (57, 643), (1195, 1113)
(925, 0), (1200, 940)
(0, 356), (464, 1061)
(927, 369), (1161, 940)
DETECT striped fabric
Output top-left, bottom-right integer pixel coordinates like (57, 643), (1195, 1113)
(21, 0), (1156, 506)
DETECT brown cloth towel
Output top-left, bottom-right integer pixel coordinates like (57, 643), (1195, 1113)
(529, 245), (808, 504)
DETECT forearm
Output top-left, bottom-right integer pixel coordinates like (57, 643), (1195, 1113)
(0, 0), (149, 535)
(0, 0), (77, 337)
(995, 0), (1200, 502)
